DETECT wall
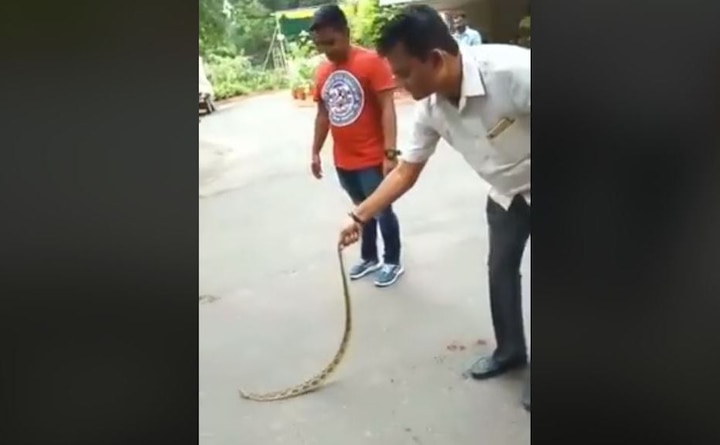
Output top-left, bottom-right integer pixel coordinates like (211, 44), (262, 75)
(486, 0), (528, 43)
(383, 0), (529, 43)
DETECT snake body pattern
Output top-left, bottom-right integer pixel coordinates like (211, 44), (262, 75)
(238, 247), (352, 402)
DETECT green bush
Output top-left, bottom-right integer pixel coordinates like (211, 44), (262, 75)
(205, 54), (288, 100)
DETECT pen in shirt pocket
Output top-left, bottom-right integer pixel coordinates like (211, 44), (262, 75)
(486, 117), (516, 141)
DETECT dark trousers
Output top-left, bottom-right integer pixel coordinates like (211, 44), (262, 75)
(336, 165), (401, 264)
(487, 195), (531, 362)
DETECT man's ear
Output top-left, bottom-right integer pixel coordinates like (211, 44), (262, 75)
(428, 49), (445, 69)
(429, 49), (453, 78)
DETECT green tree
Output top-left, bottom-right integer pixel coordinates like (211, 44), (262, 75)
(226, 0), (275, 63)
(199, 0), (229, 55)
(346, 0), (400, 48)
(200, 0), (276, 59)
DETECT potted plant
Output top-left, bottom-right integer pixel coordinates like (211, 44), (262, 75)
(291, 83), (300, 99)
(288, 76), (303, 100)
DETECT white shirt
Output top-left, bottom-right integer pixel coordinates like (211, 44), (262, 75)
(402, 44), (531, 210)
(453, 27), (482, 46)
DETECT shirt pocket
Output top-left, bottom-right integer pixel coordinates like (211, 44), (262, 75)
(484, 117), (530, 165)
(486, 117), (515, 141)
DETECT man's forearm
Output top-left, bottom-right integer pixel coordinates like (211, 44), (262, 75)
(313, 112), (330, 155)
(353, 161), (422, 222)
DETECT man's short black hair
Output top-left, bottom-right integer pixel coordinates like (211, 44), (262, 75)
(309, 4), (348, 32)
(376, 5), (459, 59)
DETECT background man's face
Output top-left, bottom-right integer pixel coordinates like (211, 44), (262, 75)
(453, 16), (467, 32)
(312, 27), (348, 63)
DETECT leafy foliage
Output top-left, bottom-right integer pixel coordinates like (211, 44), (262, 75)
(347, 0), (401, 48)
(199, 0), (229, 55)
(205, 55), (288, 99)
(226, 0), (276, 64)
(200, 0), (275, 60)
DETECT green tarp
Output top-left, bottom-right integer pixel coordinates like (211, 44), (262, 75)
(277, 16), (314, 40)
(274, 5), (353, 40)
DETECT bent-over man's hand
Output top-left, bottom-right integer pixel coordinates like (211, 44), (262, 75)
(338, 215), (362, 248)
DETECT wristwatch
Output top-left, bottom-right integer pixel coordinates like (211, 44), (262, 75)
(384, 149), (401, 161)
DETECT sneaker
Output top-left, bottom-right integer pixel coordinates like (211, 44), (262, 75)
(348, 259), (382, 280)
(373, 264), (405, 287)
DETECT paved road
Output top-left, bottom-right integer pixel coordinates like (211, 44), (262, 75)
(199, 92), (531, 445)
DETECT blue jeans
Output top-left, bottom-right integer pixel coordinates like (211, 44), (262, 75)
(336, 165), (401, 264)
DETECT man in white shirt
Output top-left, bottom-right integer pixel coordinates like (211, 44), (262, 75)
(337, 5), (531, 411)
(453, 13), (483, 46)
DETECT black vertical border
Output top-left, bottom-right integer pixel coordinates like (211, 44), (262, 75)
(534, 0), (720, 442)
(0, 0), (199, 444)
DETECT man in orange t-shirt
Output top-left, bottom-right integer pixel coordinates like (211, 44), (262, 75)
(309, 5), (404, 287)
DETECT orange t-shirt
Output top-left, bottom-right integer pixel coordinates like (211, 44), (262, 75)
(314, 47), (395, 170)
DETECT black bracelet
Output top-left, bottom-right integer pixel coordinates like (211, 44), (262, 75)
(348, 211), (365, 225)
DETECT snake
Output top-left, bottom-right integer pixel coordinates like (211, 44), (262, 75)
(238, 247), (352, 402)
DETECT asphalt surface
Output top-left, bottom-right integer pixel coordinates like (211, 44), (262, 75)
(199, 92), (531, 445)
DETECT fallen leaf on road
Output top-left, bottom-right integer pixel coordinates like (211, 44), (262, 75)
(446, 340), (468, 351)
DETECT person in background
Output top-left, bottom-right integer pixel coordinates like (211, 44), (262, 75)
(309, 5), (406, 287)
(337, 5), (531, 411)
(452, 13), (482, 46)
(442, 11), (455, 33)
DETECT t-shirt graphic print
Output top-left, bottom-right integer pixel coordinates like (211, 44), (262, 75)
(321, 70), (365, 127)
